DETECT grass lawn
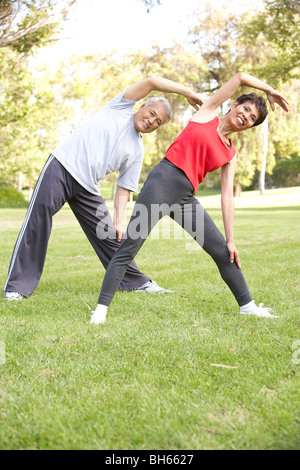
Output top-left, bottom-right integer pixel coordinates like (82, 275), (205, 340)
(0, 188), (299, 450)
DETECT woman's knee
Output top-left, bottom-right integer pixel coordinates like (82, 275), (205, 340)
(205, 241), (230, 265)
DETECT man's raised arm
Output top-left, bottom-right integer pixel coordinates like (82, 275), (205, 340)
(124, 76), (203, 110)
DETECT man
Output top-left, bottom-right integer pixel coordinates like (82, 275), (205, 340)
(4, 75), (203, 301)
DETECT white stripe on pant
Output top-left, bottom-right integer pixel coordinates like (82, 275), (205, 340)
(4, 155), (55, 292)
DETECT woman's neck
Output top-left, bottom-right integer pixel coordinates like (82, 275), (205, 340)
(217, 116), (234, 148)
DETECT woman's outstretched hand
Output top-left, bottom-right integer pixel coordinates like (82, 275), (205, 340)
(266, 89), (289, 112)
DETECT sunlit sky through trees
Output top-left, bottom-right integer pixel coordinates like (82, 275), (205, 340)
(36, 0), (264, 68)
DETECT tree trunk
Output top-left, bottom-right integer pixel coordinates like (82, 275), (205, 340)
(234, 180), (242, 197)
(259, 115), (268, 194)
(18, 171), (22, 192)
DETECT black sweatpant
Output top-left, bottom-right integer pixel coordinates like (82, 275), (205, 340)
(4, 155), (150, 297)
(98, 158), (253, 307)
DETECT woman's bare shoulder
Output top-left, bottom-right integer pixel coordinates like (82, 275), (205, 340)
(190, 104), (219, 124)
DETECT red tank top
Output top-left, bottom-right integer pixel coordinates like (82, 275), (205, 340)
(165, 117), (236, 193)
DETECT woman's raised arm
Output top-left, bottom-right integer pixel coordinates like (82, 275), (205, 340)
(193, 72), (289, 121)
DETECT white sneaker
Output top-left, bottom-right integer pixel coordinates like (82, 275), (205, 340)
(5, 292), (23, 301)
(240, 302), (278, 318)
(90, 304), (107, 325)
(135, 280), (174, 294)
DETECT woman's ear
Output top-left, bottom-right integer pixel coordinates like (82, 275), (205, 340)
(225, 102), (233, 115)
(225, 101), (238, 116)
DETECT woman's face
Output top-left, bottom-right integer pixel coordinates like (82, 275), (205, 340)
(228, 100), (259, 131)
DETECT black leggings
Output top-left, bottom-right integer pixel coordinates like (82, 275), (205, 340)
(98, 159), (253, 307)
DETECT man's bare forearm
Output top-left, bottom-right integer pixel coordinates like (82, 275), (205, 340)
(124, 76), (203, 108)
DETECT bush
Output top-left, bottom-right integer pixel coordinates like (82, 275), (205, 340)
(0, 186), (28, 208)
(272, 153), (300, 188)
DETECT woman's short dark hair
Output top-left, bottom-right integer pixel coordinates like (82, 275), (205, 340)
(235, 93), (268, 127)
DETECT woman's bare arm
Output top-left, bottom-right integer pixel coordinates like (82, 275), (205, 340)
(192, 72), (289, 123)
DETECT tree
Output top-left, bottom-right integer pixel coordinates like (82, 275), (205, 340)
(0, 48), (75, 188)
(188, 0), (298, 194)
(242, 0), (300, 82)
(268, 79), (300, 187)
(0, 1), (77, 188)
(272, 152), (300, 187)
(0, 0), (76, 53)
(189, 2), (265, 193)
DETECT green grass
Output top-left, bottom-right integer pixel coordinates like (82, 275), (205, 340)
(0, 190), (299, 450)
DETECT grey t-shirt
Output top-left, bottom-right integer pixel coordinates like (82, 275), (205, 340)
(52, 90), (144, 195)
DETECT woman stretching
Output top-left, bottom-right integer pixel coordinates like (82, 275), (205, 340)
(91, 72), (289, 324)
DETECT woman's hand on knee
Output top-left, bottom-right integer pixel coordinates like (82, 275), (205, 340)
(226, 241), (242, 270)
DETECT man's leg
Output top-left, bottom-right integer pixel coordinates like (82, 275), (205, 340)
(67, 186), (151, 291)
(4, 156), (72, 298)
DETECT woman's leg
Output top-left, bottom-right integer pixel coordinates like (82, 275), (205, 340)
(183, 201), (277, 316)
(97, 159), (195, 308)
(97, 195), (157, 306)
(177, 197), (253, 306)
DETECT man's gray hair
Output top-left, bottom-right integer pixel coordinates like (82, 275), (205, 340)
(144, 96), (172, 124)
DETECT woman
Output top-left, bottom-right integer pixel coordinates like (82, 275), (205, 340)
(91, 72), (289, 324)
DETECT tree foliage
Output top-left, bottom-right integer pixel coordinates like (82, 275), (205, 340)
(0, 0), (77, 187)
(188, 0), (299, 191)
(0, 48), (75, 186)
(242, 0), (300, 81)
(0, 0), (76, 53)
(0, 0), (298, 192)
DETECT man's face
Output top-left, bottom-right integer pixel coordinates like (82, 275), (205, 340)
(133, 101), (169, 134)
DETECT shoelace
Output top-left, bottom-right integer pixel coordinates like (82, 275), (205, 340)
(258, 303), (271, 312)
(257, 303), (278, 317)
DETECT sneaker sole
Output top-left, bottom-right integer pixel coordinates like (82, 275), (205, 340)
(240, 312), (278, 318)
